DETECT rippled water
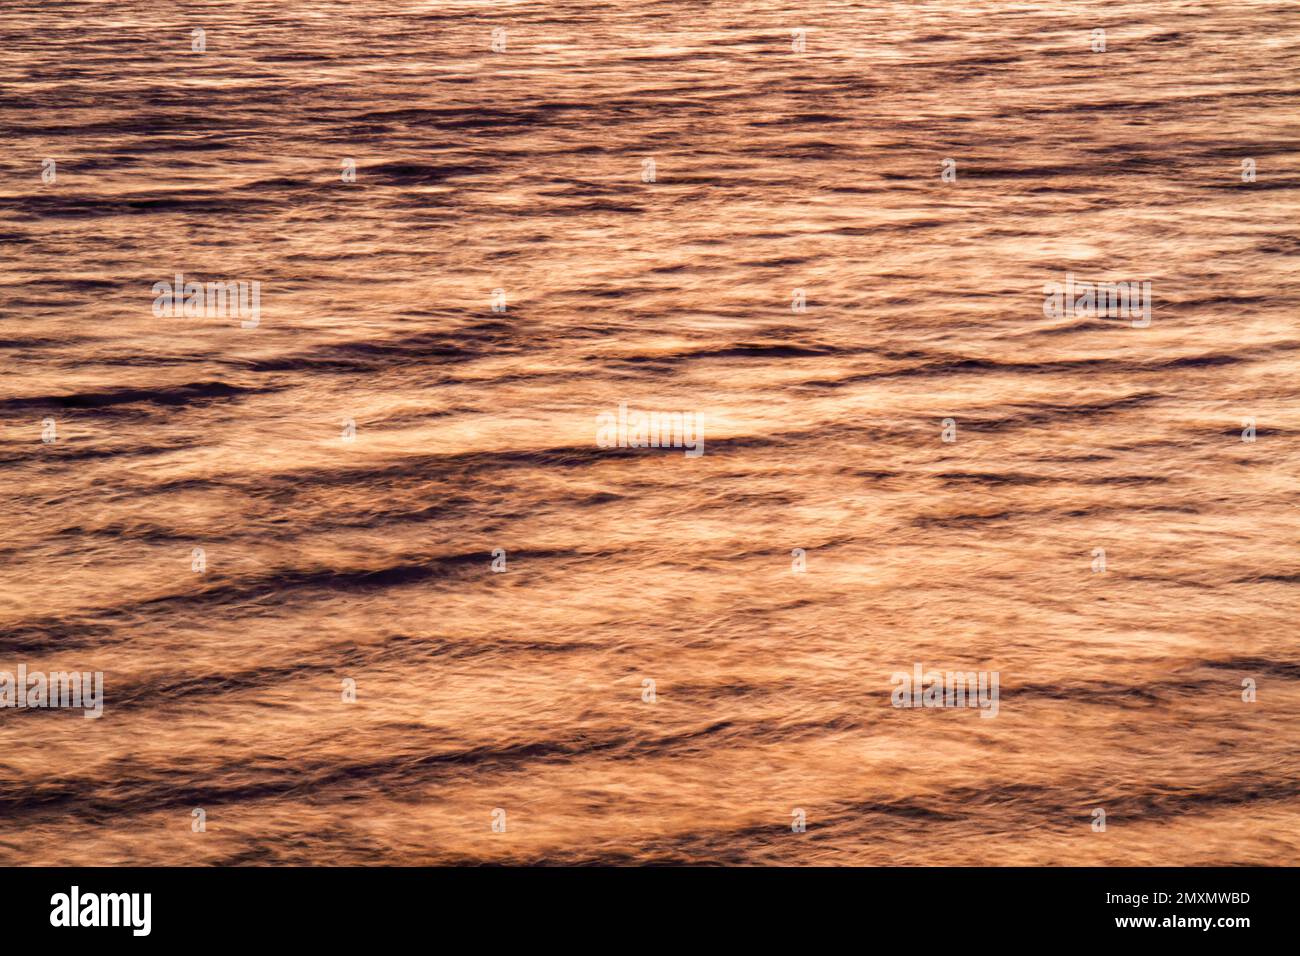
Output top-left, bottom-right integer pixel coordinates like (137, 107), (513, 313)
(1, 0), (1297, 865)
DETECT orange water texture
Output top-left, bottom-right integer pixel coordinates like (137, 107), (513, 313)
(1, 0), (1298, 865)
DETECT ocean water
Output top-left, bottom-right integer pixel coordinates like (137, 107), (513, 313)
(0, 0), (1297, 865)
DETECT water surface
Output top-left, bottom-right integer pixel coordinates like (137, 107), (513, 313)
(1, 0), (1297, 865)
